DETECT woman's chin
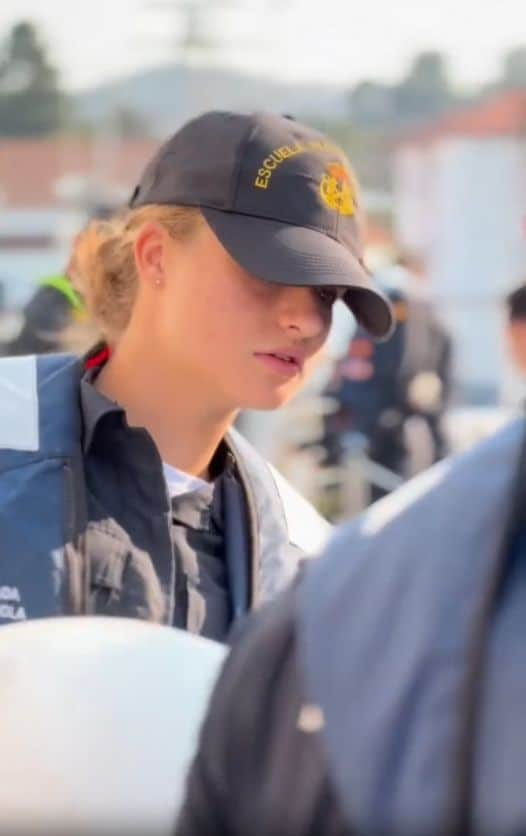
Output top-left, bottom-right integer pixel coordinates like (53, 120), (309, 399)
(241, 384), (297, 412)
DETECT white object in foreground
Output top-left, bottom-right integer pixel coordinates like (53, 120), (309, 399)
(0, 616), (226, 835)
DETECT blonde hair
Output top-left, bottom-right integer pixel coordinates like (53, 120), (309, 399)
(69, 204), (203, 345)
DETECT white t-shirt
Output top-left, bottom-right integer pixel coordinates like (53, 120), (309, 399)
(162, 461), (209, 500)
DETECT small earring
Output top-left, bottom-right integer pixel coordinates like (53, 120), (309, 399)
(155, 278), (162, 286)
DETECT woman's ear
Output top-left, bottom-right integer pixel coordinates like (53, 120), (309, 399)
(134, 222), (167, 288)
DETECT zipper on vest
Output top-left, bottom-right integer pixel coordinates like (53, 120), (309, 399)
(62, 460), (87, 614)
(161, 470), (176, 625)
(133, 428), (176, 625)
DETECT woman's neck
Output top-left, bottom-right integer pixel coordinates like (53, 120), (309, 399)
(95, 338), (237, 480)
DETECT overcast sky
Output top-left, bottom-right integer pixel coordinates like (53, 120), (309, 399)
(0, 0), (525, 91)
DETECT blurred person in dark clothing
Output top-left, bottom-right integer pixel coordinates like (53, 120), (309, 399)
(321, 253), (452, 500)
(0, 266), (86, 356)
(505, 281), (526, 376)
(176, 414), (526, 836)
(0, 204), (115, 357)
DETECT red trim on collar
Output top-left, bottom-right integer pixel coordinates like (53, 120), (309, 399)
(85, 346), (111, 370)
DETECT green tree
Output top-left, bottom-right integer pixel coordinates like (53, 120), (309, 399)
(0, 20), (67, 136)
(394, 51), (452, 122)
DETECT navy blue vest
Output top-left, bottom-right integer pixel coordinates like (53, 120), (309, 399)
(0, 353), (330, 626)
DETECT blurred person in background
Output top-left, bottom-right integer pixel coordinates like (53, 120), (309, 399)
(505, 281), (526, 377)
(321, 250), (452, 501)
(0, 259), (85, 356)
(0, 205), (115, 358)
(0, 110), (392, 634)
(177, 410), (526, 836)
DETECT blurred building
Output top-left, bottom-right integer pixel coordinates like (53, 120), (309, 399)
(392, 91), (526, 405)
(0, 138), (157, 310)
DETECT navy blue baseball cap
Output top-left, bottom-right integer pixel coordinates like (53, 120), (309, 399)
(129, 111), (394, 339)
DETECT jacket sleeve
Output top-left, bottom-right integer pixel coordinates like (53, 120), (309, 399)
(175, 586), (349, 836)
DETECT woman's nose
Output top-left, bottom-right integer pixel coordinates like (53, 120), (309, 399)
(275, 286), (328, 340)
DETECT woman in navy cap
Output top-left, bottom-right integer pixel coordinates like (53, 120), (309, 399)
(0, 111), (392, 639)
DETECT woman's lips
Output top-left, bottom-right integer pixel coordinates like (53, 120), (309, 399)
(253, 352), (303, 377)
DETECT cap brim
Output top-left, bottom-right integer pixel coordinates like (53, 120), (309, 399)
(202, 208), (394, 340)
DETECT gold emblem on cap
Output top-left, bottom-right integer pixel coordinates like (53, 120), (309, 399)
(319, 162), (356, 216)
